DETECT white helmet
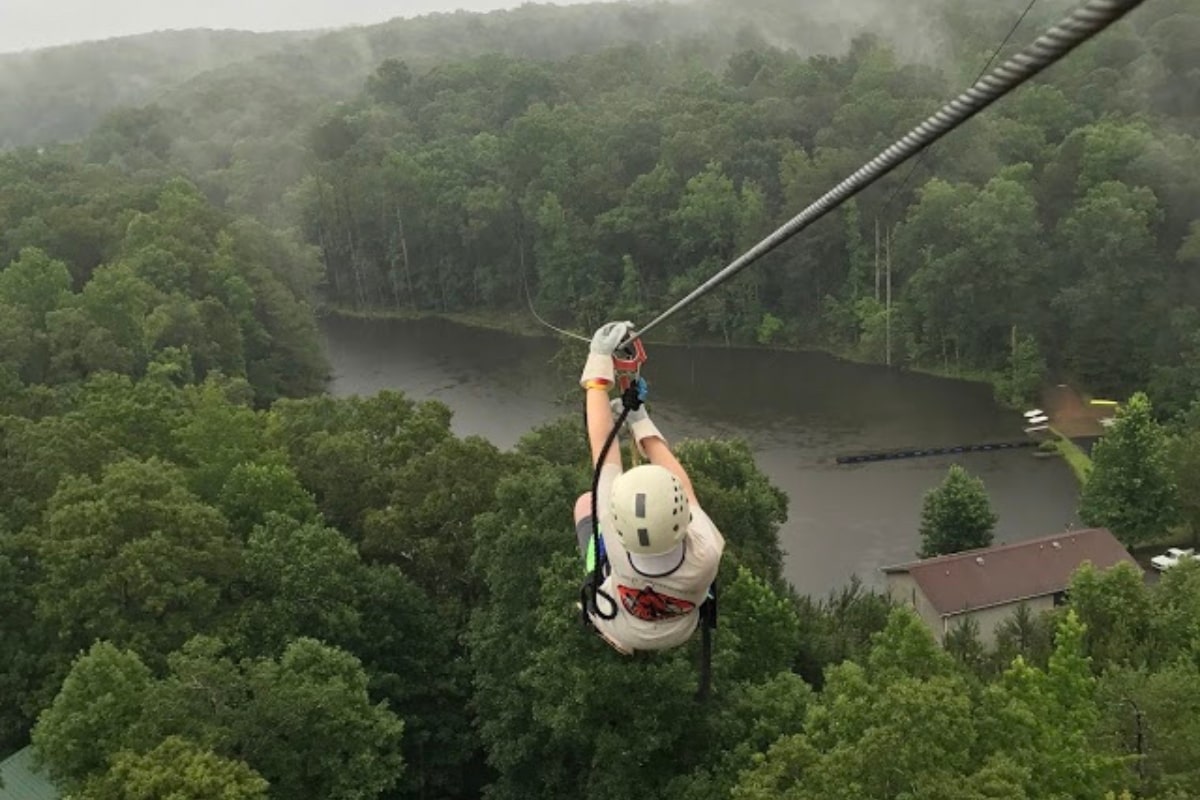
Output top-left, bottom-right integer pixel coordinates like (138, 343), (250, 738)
(609, 464), (690, 556)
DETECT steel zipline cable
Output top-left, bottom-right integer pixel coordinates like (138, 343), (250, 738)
(877, 0), (1043, 222)
(628, 0), (1148, 345)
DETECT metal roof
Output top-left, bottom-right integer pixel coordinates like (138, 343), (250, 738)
(0, 747), (60, 800)
(882, 528), (1138, 616)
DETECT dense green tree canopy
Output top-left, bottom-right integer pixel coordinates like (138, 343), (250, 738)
(2, 1), (1199, 798)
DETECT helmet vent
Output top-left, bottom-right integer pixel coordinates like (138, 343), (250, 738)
(638, 528), (651, 548)
(635, 493), (646, 518)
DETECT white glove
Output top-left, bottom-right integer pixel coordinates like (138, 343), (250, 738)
(579, 321), (633, 387)
(609, 397), (666, 456)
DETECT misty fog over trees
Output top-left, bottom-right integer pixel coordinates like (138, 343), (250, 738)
(2, 0), (1200, 797)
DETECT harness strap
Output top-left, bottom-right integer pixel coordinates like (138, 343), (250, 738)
(696, 581), (718, 702)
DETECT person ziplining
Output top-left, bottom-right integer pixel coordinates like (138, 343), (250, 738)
(542, 0), (1146, 673)
(574, 321), (724, 656)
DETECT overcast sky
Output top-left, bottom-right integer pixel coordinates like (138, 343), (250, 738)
(0, 0), (608, 54)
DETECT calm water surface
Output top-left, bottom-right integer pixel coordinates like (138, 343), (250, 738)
(321, 316), (1081, 598)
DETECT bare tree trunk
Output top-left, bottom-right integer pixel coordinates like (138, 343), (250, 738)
(383, 200), (401, 312)
(874, 216), (881, 303)
(397, 208), (416, 311)
(437, 256), (449, 312)
(312, 174), (343, 300)
(342, 193), (368, 309)
(1012, 324), (1018, 388)
(517, 234), (527, 307)
(886, 223), (892, 367)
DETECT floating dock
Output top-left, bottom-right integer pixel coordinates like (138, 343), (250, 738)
(836, 439), (1038, 465)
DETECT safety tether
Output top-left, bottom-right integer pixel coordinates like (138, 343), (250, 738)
(626, 0), (1148, 345)
(581, 381), (645, 621)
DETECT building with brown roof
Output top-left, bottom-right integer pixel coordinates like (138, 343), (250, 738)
(881, 528), (1139, 646)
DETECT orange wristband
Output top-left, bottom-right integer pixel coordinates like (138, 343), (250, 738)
(584, 379), (611, 391)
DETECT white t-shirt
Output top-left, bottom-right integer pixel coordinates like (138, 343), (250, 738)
(590, 464), (726, 651)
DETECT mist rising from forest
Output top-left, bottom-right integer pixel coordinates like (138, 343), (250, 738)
(683, 0), (1081, 64)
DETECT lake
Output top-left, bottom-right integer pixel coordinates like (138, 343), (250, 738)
(321, 315), (1082, 598)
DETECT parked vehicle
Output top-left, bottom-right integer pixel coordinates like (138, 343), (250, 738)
(1150, 547), (1200, 572)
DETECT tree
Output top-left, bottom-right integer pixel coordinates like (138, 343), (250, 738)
(991, 602), (1055, 673)
(792, 577), (893, 689)
(32, 642), (154, 786)
(716, 566), (801, 683)
(345, 564), (484, 800)
(1098, 663), (1200, 798)
(944, 615), (987, 674)
(78, 737), (269, 800)
(996, 332), (1046, 409)
(1052, 182), (1165, 394)
(0, 247), (72, 326)
(173, 377), (270, 502)
(0, 525), (50, 752)
(234, 516), (363, 656)
(1148, 560), (1200, 668)
(35, 458), (241, 662)
(1167, 422), (1200, 546)
(218, 638), (405, 800)
(676, 438), (788, 584)
(267, 393), (453, 538)
(366, 58), (413, 105)
(1067, 562), (1153, 669)
(899, 173), (1046, 369)
(217, 462), (318, 538)
(917, 464), (998, 558)
(978, 612), (1124, 800)
(1079, 392), (1181, 547)
(733, 610), (979, 800)
(667, 672), (813, 800)
(361, 435), (508, 604)
(37, 636), (405, 800)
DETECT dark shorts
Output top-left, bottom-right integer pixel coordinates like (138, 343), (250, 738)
(575, 516), (607, 573)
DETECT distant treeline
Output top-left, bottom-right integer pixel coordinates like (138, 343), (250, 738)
(13, 0), (1199, 410)
(289, 0), (1198, 412)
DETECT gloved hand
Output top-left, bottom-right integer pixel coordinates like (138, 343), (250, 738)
(610, 396), (648, 426)
(591, 321), (633, 356)
(610, 397), (666, 456)
(579, 321), (633, 387)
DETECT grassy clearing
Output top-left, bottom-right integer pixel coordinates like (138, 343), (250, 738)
(1048, 426), (1093, 486)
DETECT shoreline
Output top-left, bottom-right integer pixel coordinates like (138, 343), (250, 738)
(318, 304), (1008, 395)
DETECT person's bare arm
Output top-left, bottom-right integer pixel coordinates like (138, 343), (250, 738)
(640, 435), (698, 506)
(578, 321), (634, 469)
(587, 385), (622, 469)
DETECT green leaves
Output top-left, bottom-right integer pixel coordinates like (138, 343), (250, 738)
(917, 464), (998, 558)
(0, 248), (72, 326)
(35, 637), (406, 800)
(676, 438), (788, 583)
(1079, 392), (1181, 547)
(79, 737), (269, 800)
(32, 642), (154, 786)
(36, 458), (241, 661)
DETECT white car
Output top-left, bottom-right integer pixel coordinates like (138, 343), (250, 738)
(1150, 547), (1200, 572)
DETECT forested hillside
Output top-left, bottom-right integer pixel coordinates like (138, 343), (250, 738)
(0, 29), (314, 149)
(60, 0), (1198, 408)
(284, 0), (1199, 408)
(4, 0), (1200, 797)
